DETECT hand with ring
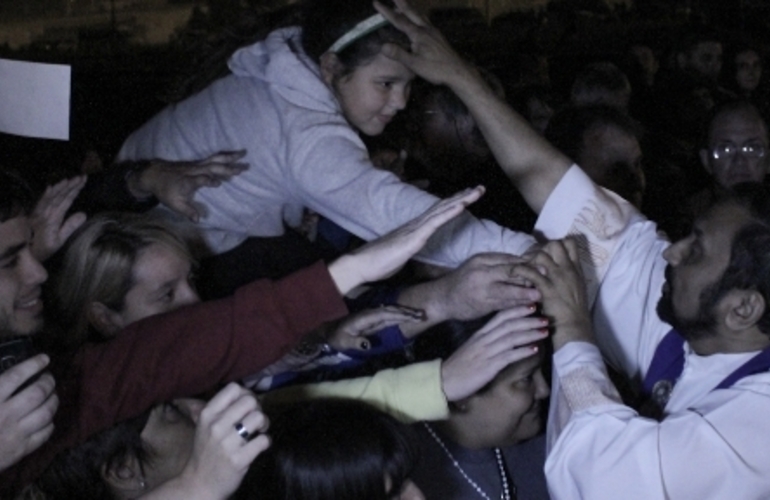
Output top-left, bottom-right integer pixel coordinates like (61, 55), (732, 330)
(174, 383), (270, 498)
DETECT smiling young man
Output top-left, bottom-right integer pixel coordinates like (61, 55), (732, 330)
(0, 172), (59, 474)
(375, 1), (770, 497)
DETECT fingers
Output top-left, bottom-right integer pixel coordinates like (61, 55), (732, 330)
(15, 387), (58, 439)
(0, 354), (50, 401)
(411, 186), (483, 233)
(202, 384), (269, 436)
(329, 306), (425, 350)
(173, 202), (202, 223)
(346, 306), (425, 333)
(485, 343), (540, 372)
(59, 212), (87, 242)
(198, 149), (246, 163)
(512, 262), (549, 292)
(476, 305), (536, 332)
(374, 1), (411, 31)
(562, 237), (580, 263)
(186, 162), (248, 180)
(466, 252), (528, 268)
(200, 383), (254, 420)
(391, 0), (429, 25)
(19, 418), (55, 456)
(441, 311), (545, 401)
(34, 176), (86, 217)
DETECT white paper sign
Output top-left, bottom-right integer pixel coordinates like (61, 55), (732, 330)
(0, 58), (71, 140)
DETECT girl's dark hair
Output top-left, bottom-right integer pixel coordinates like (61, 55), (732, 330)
(35, 411), (152, 500)
(300, 0), (409, 70)
(242, 398), (419, 500)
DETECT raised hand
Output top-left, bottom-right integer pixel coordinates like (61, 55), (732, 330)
(326, 305), (425, 351)
(29, 176), (87, 261)
(170, 383), (269, 499)
(408, 253), (542, 324)
(374, 0), (477, 87)
(512, 238), (595, 350)
(327, 186), (483, 295)
(440, 306), (548, 402)
(130, 151), (248, 222)
(0, 354), (58, 472)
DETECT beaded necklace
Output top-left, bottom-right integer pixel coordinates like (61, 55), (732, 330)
(423, 423), (514, 500)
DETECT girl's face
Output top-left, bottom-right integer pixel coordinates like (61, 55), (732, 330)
(328, 52), (414, 136)
(109, 243), (199, 330)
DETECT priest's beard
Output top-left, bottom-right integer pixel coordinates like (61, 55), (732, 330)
(657, 266), (722, 342)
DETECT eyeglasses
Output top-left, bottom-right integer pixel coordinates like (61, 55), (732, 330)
(711, 141), (767, 160)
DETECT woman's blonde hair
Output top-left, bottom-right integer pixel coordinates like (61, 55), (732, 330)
(51, 212), (194, 348)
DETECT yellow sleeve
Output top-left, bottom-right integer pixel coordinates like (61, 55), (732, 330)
(262, 360), (449, 423)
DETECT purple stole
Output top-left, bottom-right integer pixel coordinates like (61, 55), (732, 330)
(641, 329), (770, 417)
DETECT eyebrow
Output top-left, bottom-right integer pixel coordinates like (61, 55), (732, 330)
(0, 242), (25, 261)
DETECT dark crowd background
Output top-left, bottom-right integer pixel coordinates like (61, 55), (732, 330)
(2, 0), (770, 192)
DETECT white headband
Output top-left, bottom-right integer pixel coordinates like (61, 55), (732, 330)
(327, 13), (389, 53)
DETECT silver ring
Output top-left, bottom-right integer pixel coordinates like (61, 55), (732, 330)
(234, 422), (250, 442)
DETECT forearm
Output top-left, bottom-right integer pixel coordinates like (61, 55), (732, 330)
(396, 280), (451, 338)
(445, 68), (571, 214)
(262, 360), (448, 423)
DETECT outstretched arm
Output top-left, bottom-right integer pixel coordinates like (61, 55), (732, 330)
(374, 0), (571, 213)
(397, 252), (541, 337)
(263, 305), (547, 423)
(327, 186), (483, 295)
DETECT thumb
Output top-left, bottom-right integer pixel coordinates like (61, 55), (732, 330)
(380, 42), (414, 65)
(172, 201), (201, 223)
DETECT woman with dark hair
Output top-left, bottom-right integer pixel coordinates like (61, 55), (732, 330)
(408, 314), (551, 500)
(244, 398), (424, 500)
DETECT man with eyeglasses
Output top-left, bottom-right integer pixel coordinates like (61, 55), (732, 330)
(682, 100), (770, 234)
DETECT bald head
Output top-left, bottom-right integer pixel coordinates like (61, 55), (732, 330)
(700, 101), (769, 189)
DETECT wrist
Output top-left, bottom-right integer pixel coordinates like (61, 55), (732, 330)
(439, 361), (458, 402)
(327, 254), (361, 296)
(398, 280), (447, 322)
(445, 63), (486, 101)
(552, 319), (596, 352)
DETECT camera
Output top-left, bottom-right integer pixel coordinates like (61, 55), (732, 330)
(0, 336), (37, 376)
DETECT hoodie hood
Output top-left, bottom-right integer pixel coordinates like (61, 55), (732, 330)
(228, 27), (338, 113)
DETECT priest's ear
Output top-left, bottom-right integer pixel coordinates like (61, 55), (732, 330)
(723, 289), (766, 332)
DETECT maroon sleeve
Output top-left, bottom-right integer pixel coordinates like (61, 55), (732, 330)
(78, 261), (347, 428)
(1, 261), (347, 496)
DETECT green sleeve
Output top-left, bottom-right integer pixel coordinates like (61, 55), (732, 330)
(263, 360), (449, 423)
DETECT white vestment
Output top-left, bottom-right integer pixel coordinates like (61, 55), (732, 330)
(539, 166), (770, 500)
